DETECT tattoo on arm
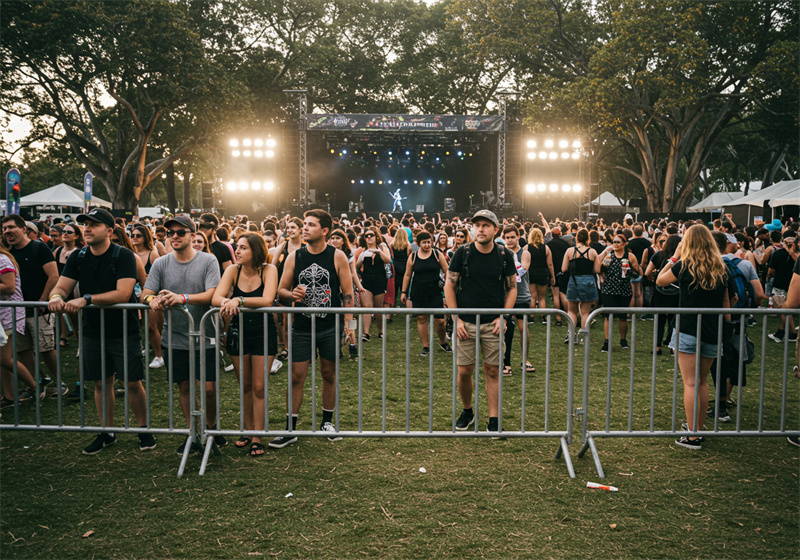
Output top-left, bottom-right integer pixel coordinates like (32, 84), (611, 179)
(505, 275), (516, 291)
(342, 294), (353, 307)
(447, 271), (460, 285)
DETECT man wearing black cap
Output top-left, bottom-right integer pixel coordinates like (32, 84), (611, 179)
(48, 208), (154, 454)
(141, 215), (225, 455)
(444, 209), (516, 436)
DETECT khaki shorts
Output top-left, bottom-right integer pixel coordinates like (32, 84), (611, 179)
(15, 314), (55, 353)
(456, 321), (502, 367)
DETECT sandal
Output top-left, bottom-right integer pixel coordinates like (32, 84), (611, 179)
(525, 362), (536, 373)
(60, 337), (69, 347)
(234, 436), (252, 448)
(249, 442), (265, 457)
(502, 365), (513, 376)
(278, 348), (288, 361)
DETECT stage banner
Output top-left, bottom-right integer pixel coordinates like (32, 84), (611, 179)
(83, 172), (93, 212)
(306, 114), (504, 132)
(5, 168), (21, 215)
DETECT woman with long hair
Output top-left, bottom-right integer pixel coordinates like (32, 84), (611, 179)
(526, 228), (555, 324)
(562, 228), (598, 336)
(192, 231), (212, 253)
(389, 229), (411, 308)
(130, 223), (164, 369)
(54, 224), (84, 347)
(212, 233), (278, 457)
(355, 226), (391, 341)
(596, 233), (641, 352)
(435, 232), (450, 259)
(329, 228), (363, 358)
(657, 225), (731, 450)
(645, 233), (680, 355)
(448, 228), (469, 259)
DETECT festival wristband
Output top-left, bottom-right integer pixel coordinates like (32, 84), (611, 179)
(144, 295), (155, 303)
(669, 257), (677, 264)
(182, 294), (188, 304)
(237, 296), (245, 306)
(49, 294), (63, 301)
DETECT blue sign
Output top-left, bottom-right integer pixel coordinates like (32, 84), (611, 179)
(83, 172), (93, 212)
(5, 168), (21, 215)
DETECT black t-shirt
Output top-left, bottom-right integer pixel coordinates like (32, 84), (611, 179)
(546, 237), (570, 275)
(9, 240), (55, 315)
(210, 240), (233, 274)
(672, 260), (729, 344)
(61, 245), (139, 339)
(768, 248), (796, 290)
(449, 243), (516, 324)
(627, 237), (651, 263)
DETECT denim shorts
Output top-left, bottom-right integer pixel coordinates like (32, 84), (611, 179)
(566, 275), (598, 302)
(669, 330), (719, 359)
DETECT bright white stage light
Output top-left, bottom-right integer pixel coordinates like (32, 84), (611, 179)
(229, 139), (239, 148)
(251, 181), (262, 190)
(239, 181), (249, 191)
(561, 152), (570, 159)
(265, 150), (274, 158)
(573, 184), (582, 192)
(571, 152), (580, 160)
(254, 150), (263, 158)
(265, 181), (275, 190)
(243, 150), (251, 157)
(539, 151), (547, 159)
(528, 152), (536, 160)
(266, 138), (276, 148)
(526, 183), (535, 193)
(562, 184), (571, 192)
(527, 140), (536, 149)
(537, 183), (546, 192)
(226, 181), (237, 191)
(232, 150), (241, 157)
(559, 140), (568, 148)
(254, 139), (264, 148)
(549, 183), (558, 192)
(242, 139), (252, 147)
(548, 152), (558, 160)
(544, 139), (554, 148)
(572, 140), (582, 148)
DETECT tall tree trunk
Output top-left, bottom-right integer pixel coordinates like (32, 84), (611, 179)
(183, 172), (191, 214)
(166, 164), (177, 214)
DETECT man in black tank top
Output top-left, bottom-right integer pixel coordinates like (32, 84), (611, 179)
(269, 210), (354, 449)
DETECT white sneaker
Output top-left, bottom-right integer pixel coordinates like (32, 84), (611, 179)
(149, 356), (165, 369)
(321, 421), (342, 442)
(270, 359), (283, 374)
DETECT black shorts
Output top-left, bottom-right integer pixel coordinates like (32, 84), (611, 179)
(511, 301), (533, 321)
(162, 345), (218, 384)
(226, 314), (278, 357)
(529, 273), (550, 287)
(556, 272), (570, 292)
(362, 273), (387, 295)
(290, 327), (338, 363)
(82, 335), (144, 383)
(600, 294), (631, 312)
(410, 290), (444, 318)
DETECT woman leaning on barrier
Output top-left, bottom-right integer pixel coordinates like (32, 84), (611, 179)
(657, 224), (731, 451)
(212, 233), (278, 458)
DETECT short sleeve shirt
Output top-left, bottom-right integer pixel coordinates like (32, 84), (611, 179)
(449, 243), (515, 323)
(9, 240), (55, 313)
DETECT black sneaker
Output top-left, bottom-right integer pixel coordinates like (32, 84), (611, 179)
(321, 421), (342, 442)
(706, 406), (731, 423)
(455, 409), (474, 431)
(487, 417), (501, 439)
(67, 383), (83, 401)
(439, 342), (452, 353)
(83, 433), (116, 455)
(564, 335), (570, 344)
(675, 436), (702, 450)
(39, 376), (52, 387)
(420, 347), (430, 357)
(769, 330), (785, 343)
(601, 340), (609, 353)
(788, 436), (800, 448)
(790, 332), (798, 342)
(620, 339), (629, 349)
(268, 435), (298, 449)
(213, 434), (228, 448)
(176, 440), (202, 456)
(138, 433), (157, 451)
(349, 344), (358, 358)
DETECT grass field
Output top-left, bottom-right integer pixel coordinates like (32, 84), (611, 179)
(1, 309), (798, 559)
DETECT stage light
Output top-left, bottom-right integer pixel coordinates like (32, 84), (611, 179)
(527, 140), (537, 149)
(232, 150), (241, 157)
(388, 180), (392, 184)
(435, 157), (440, 162)
(243, 150), (251, 157)
(539, 151), (547, 159)
(254, 139), (263, 148)
(360, 180), (364, 184)
(572, 140), (581, 148)
(427, 180), (432, 185)
(370, 179), (375, 184)
(559, 140), (569, 148)
(561, 152), (570, 159)
(528, 152), (536, 160)
(403, 180), (408, 185)
(562, 184), (571, 192)
(254, 150), (263, 157)
(526, 183), (535, 193)
(457, 151), (463, 157)
(469, 153), (473, 157)
(549, 183), (558, 192)
(342, 149), (348, 155)
(229, 139), (239, 148)
(378, 180), (383, 185)
(548, 152), (558, 160)
(239, 181), (249, 191)
(405, 150), (410, 156)
(438, 180), (443, 185)
(226, 181), (237, 191)
(537, 183), (546, 192)
(388, 150), (393, 156)
(446, 180), (451, 185)
(573, 184), (582, 192)
(446, 151), (450, 156)
(243, 139), (252, 147)
(252, 181), (262, 190)
(266, 138), (276, 148)
(330, 149), (335, 154)
(265, 181), (275, 190)
(544, 139), (554, 148)
(351, 180), (355, 184)
(421, 150), (426, 155)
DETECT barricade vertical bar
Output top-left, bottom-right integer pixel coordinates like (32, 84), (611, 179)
(780, 334), (790, 431)
(691, 314), (701, 433)
(735, 315), (746, 432)
(54, 315), (63, 426)
(544, 314), (551, 432)
(100, 308), (106, 429)
(311, 314), (317, 432)
(357, 312), (363, 432)
(33, 307), (41, 423)
(628, 317), (636, 432)
(650, 313), (658, 431)
(383, 314), (388, 433)
(238, 312), (244, 432)
(144, 307), (151, 430)
(605, 312), (613, 432)
(123, 309), (130, 429)
(78, 309), (85, 426)
(405, 313), (411, 433)
(712, 316), (724, 431)
(335, 313), (340, 431)
(758, 318), (767, 432)
(264, 311), (270, 433)
(11, 326), (19, 425)
(580, 313), (592, 444)
(473, 314), (480, 432)
(671, 313), (681, 431)
(287, 312), (294, 435)
(521, 315), (528, 432)
(565, 313), (574, 444)
(167, 309), (174, 431)
(198, 312), (212, 477)
(498, 314), (504, 432)
(428, 314), (434, 433)
(451, 312), (458, 431)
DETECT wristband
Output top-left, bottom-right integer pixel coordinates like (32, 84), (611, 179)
(144, 295), (155, 303)
(237, 296), (245, 306)
(182, 294), (188, 304)
(49, 294), (63, 301)
(669, 257), (677, 264)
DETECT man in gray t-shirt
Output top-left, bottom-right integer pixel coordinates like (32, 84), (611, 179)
(141, 216), (225, 453)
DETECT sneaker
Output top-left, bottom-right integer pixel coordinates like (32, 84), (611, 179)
(746, 317), (757, 327)
(620, 339), (629, 349)
(439, 342), (452, 353)
(601, 340), (609, 353)
(564, 335), (570, 345)
(769, 330), (785, 343)
(706, 406), (731, 423)
(0, 396), (16, 408)
(420, 347), (430, 357)
(540, 317), (547, 325)
(50, 382), (69, 398)
(362, 333), (371, 342)
(67, 383), (83, 401)
(487, 417), (501, 439)
(455, 408), (474, 431)
(138, 433), (157, 451)
(83, 433), (116, 455)
(176, 440), (202, 456)
(213, 434), (228, 448)
(224, 362), (235, 372)
(149, 356), (165, 369)
(321, 421), (342, 442)
(39, 376), (52, 386)
(268, 435), (298, 449)
(349, 344), (358, 358)
(788, 436), (800, 448)
(18, 387), (45, 401)
(790, 332), (798, 342)
(675, 436), (702, 450)
(270, 359), (283, 374)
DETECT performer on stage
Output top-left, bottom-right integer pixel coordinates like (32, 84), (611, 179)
(390, 189), (406, 212)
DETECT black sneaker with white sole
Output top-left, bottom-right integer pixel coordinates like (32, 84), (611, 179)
(455, 408), (474, 430)
(138, 433), (157, 451)
(675, 436), (703, 450)
(420, 347), (430, 357)
(439, 342), (452, 353)
(321, 421), (342, 442)
(268, 435), (298, 449)
(620, 339), (629, 349)
(601, 340), (609, 353)
(487, 417), (501, 439)
(83, 433), (116, 455)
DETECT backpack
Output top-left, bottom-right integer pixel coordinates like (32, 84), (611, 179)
(456, 242), (511, 291)
(725, 257), (754, 309)
(74, 244), (139, 303)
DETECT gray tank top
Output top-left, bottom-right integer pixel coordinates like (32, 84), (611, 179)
(513, 247), (531, 304)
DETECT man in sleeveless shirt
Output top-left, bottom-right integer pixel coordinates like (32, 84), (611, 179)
(269, 210), (354, 448)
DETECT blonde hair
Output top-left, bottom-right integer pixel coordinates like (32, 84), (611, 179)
(680, 225), (727, 291)
(528, 228), (543, 248)
(391, 229), (408, 251)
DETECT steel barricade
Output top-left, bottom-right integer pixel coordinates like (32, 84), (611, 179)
(197, 307), (577, 477)
(0, 302), (198, 477)
(576, 307), (800, 478)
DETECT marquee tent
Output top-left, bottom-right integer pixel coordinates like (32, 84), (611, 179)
(19, 183), (111, 209)
(770, 182), (800, 207)
(586, 191), (626, 208)
(723, 180), (800, 208)
(687, 192), (743, 212)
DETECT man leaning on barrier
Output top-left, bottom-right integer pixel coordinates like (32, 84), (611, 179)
(47, 208), (154, 455)
(140, 215), (225, 456)
(444, 209), (516, 436)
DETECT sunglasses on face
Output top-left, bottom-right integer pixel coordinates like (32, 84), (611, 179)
(63, 230), (75, 235)
(169, 229), (190, 237)
(131, 233), (144, 239)
(365, 233), (375, 238)
(613, 240), (623, 244)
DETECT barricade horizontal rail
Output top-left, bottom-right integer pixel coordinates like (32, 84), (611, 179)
(577, 306), (800, 478)
(197, 306), (576, 476)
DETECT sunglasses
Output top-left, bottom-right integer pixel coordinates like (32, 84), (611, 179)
(169, 229), (191, 237)
(365, 233), (375, 238)
(63, 230), (75, 235)
(613, 240), (623, 244)
(130, 233), (144, 239)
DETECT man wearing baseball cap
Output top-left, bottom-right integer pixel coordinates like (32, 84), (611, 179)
(444, 209), (516, 436)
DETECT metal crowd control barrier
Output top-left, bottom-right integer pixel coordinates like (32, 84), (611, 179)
(577, 307), (800, 478)
(0, 302), (198, 477)
(197, 307), (576, 477)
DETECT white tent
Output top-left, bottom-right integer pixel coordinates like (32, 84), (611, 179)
(770, 182), (800, 207)
(19, 183), (111, 209)
(687, 192), (743, 213)
(724, 179), (800, 208)
(587, 191), (626, 207)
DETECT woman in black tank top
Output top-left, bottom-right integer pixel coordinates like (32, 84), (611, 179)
(561, 229), (599, 334)
(212, 233), (279, 457)
(356, 227), (391, 341)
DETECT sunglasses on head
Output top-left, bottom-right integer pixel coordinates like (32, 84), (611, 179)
(169, 229), (191, 237)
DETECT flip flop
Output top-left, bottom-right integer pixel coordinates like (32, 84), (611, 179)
(278, 348), (288, 361)
(502, 365), (513, 376)
(234, 436), (252, 448)
(249, 442), (265, 457)
(525, 362), (536, 373)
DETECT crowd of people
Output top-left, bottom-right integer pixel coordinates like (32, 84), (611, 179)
(0, 207), (797, 454)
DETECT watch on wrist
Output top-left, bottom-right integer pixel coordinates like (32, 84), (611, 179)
(84, 294), (92, 305)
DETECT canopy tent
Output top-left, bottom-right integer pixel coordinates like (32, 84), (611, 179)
(687, 192), (743, 213)
(19, 183), (111, 209)
(586, 191), (626, 207)
(723, 179), (800, 208)
(770, 182), (800, 207)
